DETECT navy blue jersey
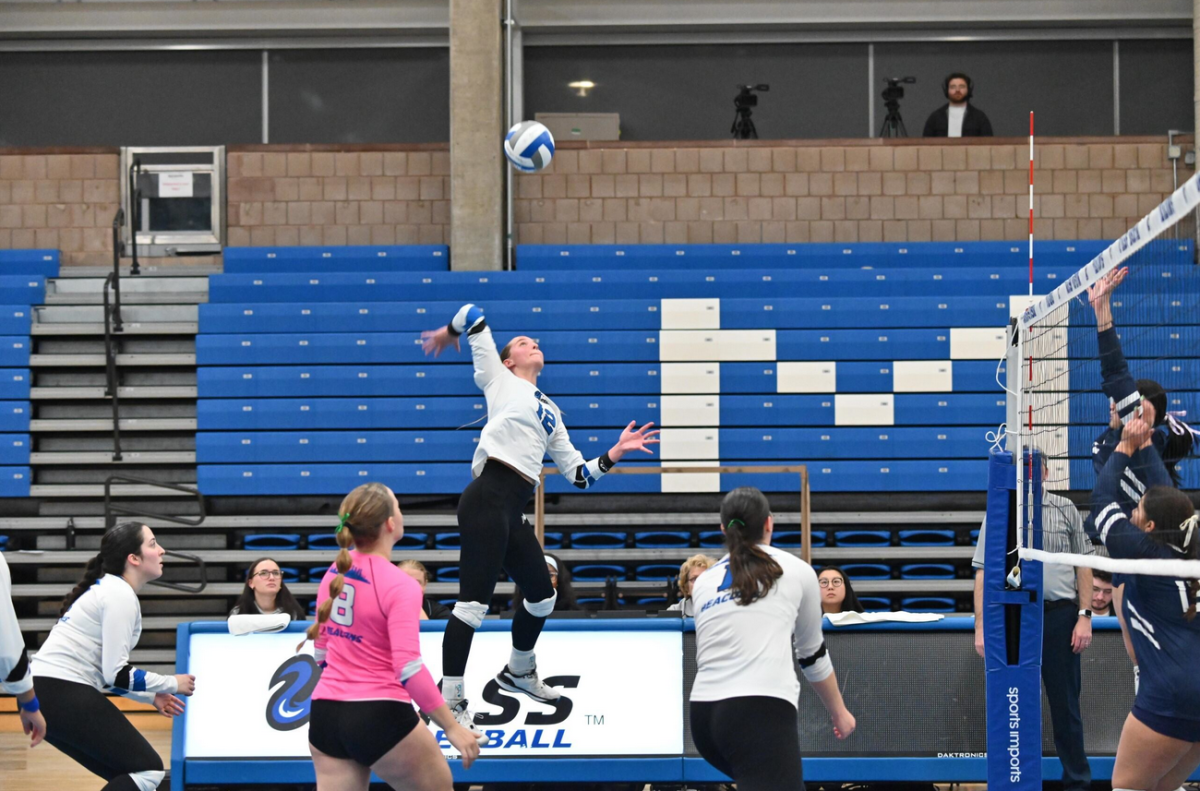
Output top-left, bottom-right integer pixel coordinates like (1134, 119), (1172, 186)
(1094, 449), (1200, 724)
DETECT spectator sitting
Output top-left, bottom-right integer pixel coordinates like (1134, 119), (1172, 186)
(398, 559), (452, 619)
(922, 72), (993, 138)
(228, 557), (305, 635)
(1091, 570), (1115, 616)
(818, 566), (865, 615)
(512, 553), (578, 613)
(666, 554), (717, 616)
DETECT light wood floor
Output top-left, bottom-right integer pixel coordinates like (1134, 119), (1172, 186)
(0, 719), (171, 791)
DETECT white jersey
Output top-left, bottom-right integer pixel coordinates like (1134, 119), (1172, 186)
(449, 304), (611, 489)
(31, 573), (176, 703)
(690, 544), (832, 707)
(0, 554), (33, 695)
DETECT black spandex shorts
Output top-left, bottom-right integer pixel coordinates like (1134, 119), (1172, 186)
(690, 695), (804, 791)
(308, 699), (421, 766)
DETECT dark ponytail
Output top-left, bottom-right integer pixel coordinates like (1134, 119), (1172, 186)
(720, 487), (782, 607)
(301, 482), (393, 648)
(1140, 486), (1199, 621)
(60, 522), (146, 617)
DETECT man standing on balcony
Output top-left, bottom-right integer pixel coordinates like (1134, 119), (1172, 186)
(923, 73), (994, 138)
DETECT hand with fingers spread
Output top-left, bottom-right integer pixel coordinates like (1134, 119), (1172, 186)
(1088, 266), (1128, 331)
(421, 326), (461, 358)
(154, 693), (186, 718)
(608, 421), (661, 463)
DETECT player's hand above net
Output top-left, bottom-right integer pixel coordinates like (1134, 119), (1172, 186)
(1087, 266), (1128, 307)
(1117, 414), (1153, 452)
(421, 326), (461, 358)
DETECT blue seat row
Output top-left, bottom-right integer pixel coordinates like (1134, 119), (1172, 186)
(222, 245), (449, 273)
(197, 459), (989, 495)
(0, 370), (30, 400)
(0, 250), (59, 278)
(0, 467), (29, 497)
(196, 360), (1007, 398)
(199, 296), (1015, 334)
(207, 267), (1092, 303)
(195, 426), (999, 464)
(0, 308), (32, 336)
(0, 403), (29, 432)
(0, 435), (30, 465)
(196, 393), (1005, 430)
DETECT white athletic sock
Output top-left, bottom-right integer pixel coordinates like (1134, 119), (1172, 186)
(444, 676), (465, 704)
(509, 648), (536, 675)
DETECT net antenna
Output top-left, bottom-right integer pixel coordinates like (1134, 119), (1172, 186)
(1009, 151), (1200, 581)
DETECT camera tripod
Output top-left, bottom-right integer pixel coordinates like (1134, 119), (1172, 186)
(731, 106), (758, 140)
(879, 100), (907, 138)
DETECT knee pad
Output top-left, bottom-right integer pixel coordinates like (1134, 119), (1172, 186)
(452, 601), (488, 629)
(129, 769), (165, 791)
(523, 590), (557, 618)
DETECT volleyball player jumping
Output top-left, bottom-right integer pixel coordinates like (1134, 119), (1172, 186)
(423, 303), (658, 737)
(305, 482), (481, 791)
(690, 487), (856, 791)
(1092, 417), (1200, 791)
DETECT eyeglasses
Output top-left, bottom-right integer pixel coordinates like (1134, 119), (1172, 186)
(548, 570), (559, 579)
(253, 570), (282, 579)
(818, 578), (843, 588)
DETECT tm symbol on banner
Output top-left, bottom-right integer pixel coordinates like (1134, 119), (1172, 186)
(585, 714), (605, 726)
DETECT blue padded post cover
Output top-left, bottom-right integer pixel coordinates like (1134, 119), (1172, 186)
(983, 450), (1043, 790)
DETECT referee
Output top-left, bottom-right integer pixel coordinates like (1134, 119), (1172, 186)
(973, 458), (1095, 791)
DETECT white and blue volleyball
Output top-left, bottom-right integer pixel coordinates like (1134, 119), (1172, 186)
(504, 121), (555, 172)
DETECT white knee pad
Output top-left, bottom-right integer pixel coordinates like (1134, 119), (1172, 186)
(452, 601), (488, 629)
(523, 590), (557, 618)
(129, 769), (165, 791)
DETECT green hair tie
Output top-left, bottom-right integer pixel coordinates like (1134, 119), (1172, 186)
(336, 513), (351, 534)
(726, 518), (745, 529)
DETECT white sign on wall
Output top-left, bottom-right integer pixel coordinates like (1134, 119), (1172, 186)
(184, 629), (683, 759)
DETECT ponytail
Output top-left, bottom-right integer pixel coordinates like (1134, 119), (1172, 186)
(1141, 487), (1199, 621)
(720, 487), (782, 607)
(300, 482), (394, 649)
(1180, 513), (1199, 622)
(60, 521), (146, 617)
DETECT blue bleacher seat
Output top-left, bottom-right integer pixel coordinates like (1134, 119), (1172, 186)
(636, 596), (668, 606)
(570, 532), (627, 549)
(0, 435), (29, 465)
(698, 531), (724, 548)
(841, 564), (892, 580)
(970, 529), (981, 545)
(857, 596), (892, 611)
(901, 597), (957, 613)
(897, 530), (956, 547)
(308, 565), (331, 581)
(571, 564), (628, 580)
(397, 532), (428, 549)
(307, 600), (318, 615)
(436, 567), (460, 581)
(434, 533), (462, 549)
(633, 531), (691, 548)
(771, 531), (820, 548)
(0, 535), (7, 551)
(0, 341), (30, 369)
(243, 533), (301, 550)
(197, 431), (480, 464)
(279, 567), (301, 583)
(635, 564), (680, 581)
(0, 468), (30, 497)
(542, 533), (564, 549)
(0, 250), (60, 278)
(0, 308), (31, 336)
(577, 597), (623, 608)
(307, 534), (340, 551)
(0, 370), (29, 401)
(221, 245), (449, 274)
(198, 463), (473, 496)
(899, 564), (957, 580)
(834, 531), (892, 546)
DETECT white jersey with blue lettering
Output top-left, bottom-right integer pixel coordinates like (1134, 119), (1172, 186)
(31, 574), (177, 703)
(447, 303), (613, 489)
(0, 554), (33, 695)
(690, 543), (832, 707)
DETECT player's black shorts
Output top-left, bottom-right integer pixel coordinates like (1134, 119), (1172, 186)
(1133, 704), (1200, 743)
(308, 699), (422, 766)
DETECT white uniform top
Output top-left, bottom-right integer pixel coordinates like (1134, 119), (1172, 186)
(690, 544), (833, 707)
(451, 304), (609, 489)
(31, 574), (176, 703)
(0, 554), (33, 695)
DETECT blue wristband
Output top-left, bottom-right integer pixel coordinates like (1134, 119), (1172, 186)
(17, 695), (39, 713)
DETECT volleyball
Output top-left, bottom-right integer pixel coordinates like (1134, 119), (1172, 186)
(504, 120), (555, 172)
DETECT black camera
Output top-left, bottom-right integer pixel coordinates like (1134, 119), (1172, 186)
(734, 84), (769, 109)
(881, 76), (916, 104)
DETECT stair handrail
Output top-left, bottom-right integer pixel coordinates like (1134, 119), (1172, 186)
(128, 160), (141, 277)
(102, 272), (123, 462)
(103, 475), (208, 593)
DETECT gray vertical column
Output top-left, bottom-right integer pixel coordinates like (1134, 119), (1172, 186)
(450, 0), (504, 271)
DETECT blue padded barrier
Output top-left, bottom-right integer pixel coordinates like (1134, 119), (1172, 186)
(196, 431), (480, 463)
(242, 534), (301, 550)
(898, 529), (957, 546)
(0, 435), (30, 465)
(0, 370), (29, 400)
(571, 564), (628, 580)
(633, 531), (691, 548)
(834, 530), (892, 546)
(0, 276), (46, 305)
(571, 532), (627, 548)
(900, 563), (957, 580)
(308, 535), (340, 550)
(858, 596), (893, 611)
(0, 307), (32, 336)
(397, 532), (429, 549)
(901, 597), (958, 612)
(434, 533), (463, 549)
(221, 245), (448, 273)
(721, 427), (990, 460)
(206, 268), (1083, 303)
(635, 564), (680, 581)
(0, 340), (30, 369)
(841, 563), (892, 579)
(0, 402), (30, 432)
(1, 467), (32, 497)
(0, 249), (59, 278)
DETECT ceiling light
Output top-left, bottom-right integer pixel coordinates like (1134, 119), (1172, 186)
(568, 80), (595, 96)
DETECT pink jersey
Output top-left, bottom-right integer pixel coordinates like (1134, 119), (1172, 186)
(311, 551), (444, 712)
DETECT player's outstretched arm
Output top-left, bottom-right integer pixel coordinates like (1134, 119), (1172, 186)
(547, 420), (660, 489)
(422, 303), (507, 390)
(1087, 266), (1127, 333)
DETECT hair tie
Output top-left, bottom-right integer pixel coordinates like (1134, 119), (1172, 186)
(726, 518), (745, 530)
(336, 513), (351, 534)
(1182, 514), (1198, 550)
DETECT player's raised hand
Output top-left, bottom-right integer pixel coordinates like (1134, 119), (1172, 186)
(1120, 414), (1153, 450)
(1087, 266), (1128, 307)
(421, 326), (461, 358)
(610, 421), (660, 462)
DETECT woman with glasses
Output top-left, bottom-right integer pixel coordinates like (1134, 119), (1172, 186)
(817, 567), (865, 615)
(229, 558), (306, 633)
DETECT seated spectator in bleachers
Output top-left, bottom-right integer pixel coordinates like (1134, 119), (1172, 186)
(398, 559), (452, 619)
(818, 567), (865, 615)
(1090, 570), (1115, 616)
(666, 554), (717, 617)
(228, 557), (305, 634)
(512, 554), (578, 613)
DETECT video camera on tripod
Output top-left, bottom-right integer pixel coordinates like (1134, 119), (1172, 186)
(732, 84), (769, 140)
(880, 76), (916, 138)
